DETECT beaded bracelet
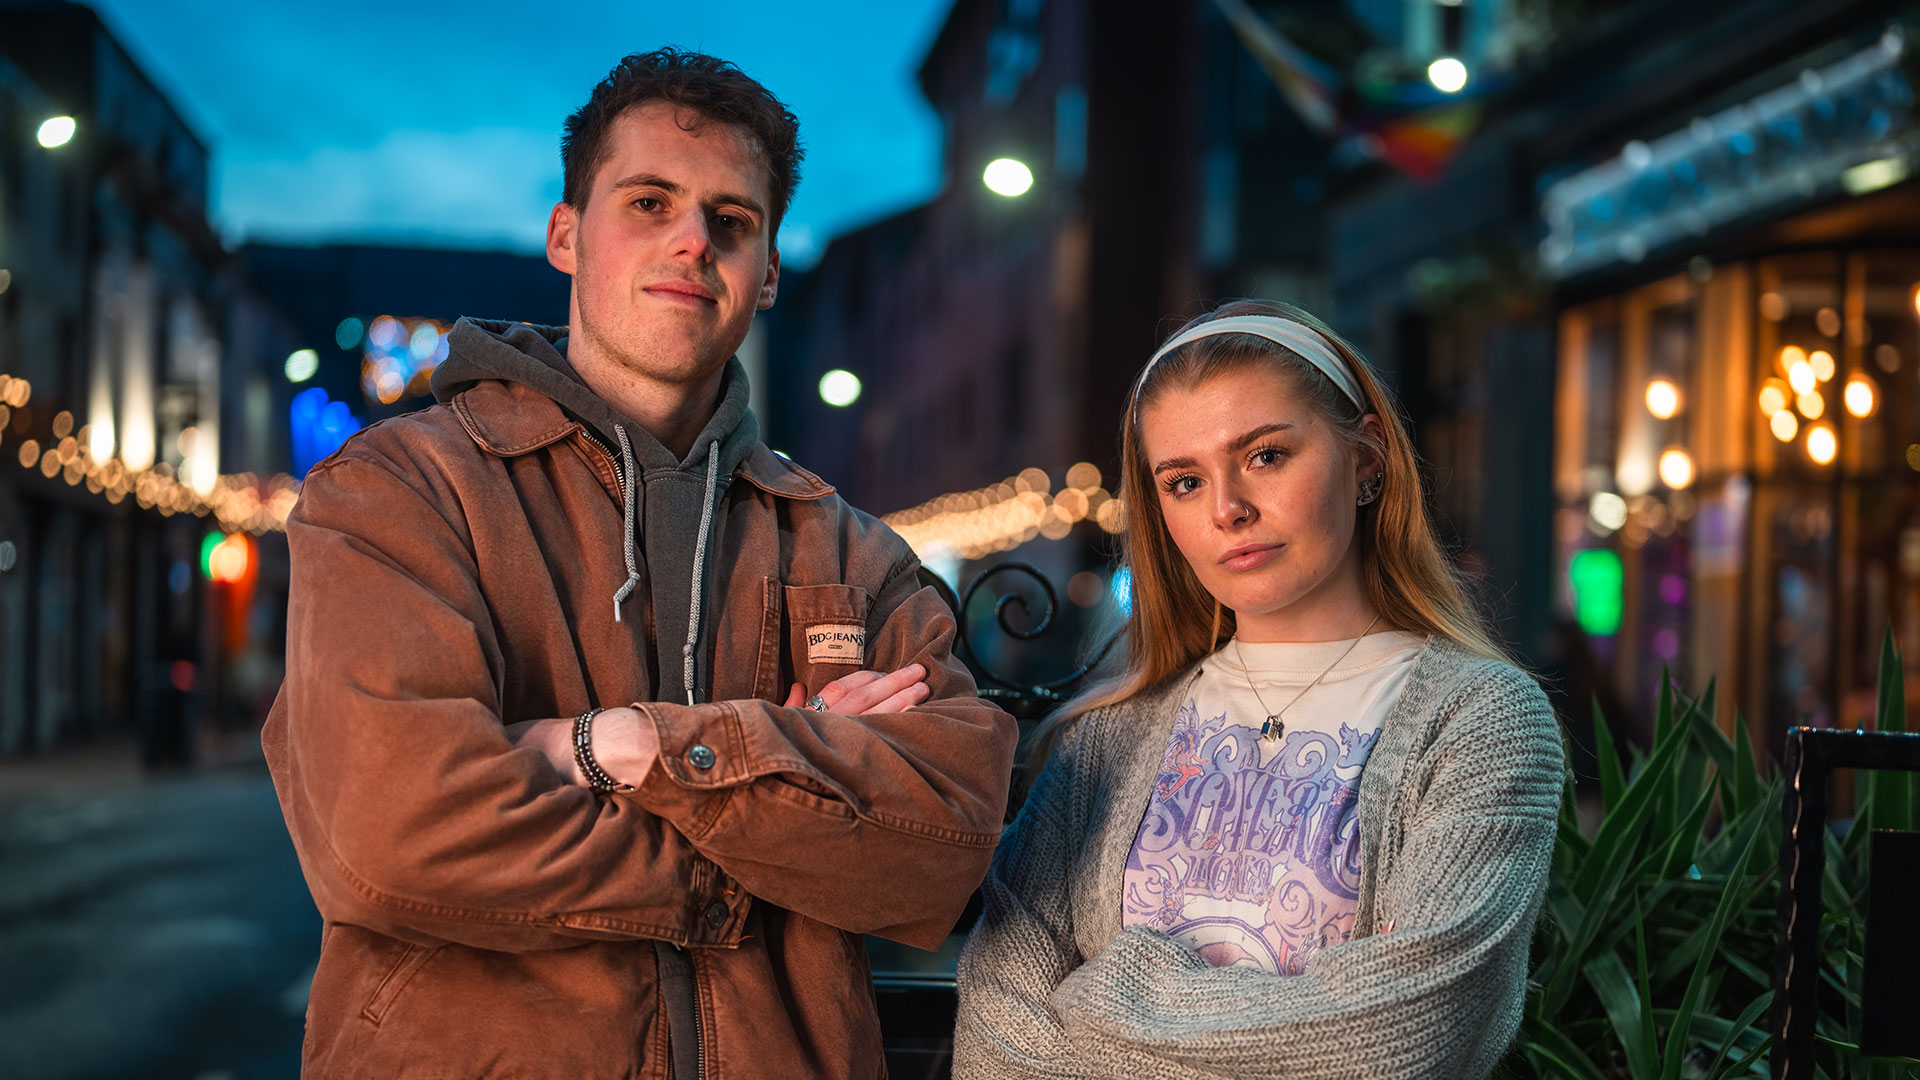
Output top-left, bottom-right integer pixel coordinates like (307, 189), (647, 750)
(572, 707), (635, 794)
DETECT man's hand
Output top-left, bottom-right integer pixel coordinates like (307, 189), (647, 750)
(504, 707), (659, 790)
(505, 666), (927, 792)
(781, 663), (930, 715)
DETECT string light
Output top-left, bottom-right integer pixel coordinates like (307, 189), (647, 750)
(883, 460), (1123, 561)
(0, 370), (299, 533)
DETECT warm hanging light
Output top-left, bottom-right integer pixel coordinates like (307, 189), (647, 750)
(1771, 409), (1800, 442)
(1644, 378), (1682, 419)
(1788, 360), (1817, 395)
(1758, 379), (1790, 416)
(1797, 391), (1825, 419)
(1779, 345), (1808, 373)
(1844, 376), (1877, 417)
(1807, 422), (1838, 465)
(1809, 350), (1836, 382)
(1658, 447), (1695, 489)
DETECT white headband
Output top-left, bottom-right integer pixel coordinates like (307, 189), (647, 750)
(1132, 315), (1367, 415)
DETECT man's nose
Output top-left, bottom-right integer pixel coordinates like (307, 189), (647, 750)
(669, 211), (712, 261)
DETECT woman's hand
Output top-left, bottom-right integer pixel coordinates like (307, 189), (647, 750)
(781, 663), (930, 715)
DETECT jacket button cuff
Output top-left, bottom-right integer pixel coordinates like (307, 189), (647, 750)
(704, 901), (730, 928)
(687, 744), (717, 770)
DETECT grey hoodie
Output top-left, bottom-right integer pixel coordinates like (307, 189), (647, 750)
(431, 317), (759, 708)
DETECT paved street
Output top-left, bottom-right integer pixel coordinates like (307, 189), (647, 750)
(0, 745), (318, 1080)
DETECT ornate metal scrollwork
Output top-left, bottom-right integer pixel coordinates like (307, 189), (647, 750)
(918, 561), (1121, 720)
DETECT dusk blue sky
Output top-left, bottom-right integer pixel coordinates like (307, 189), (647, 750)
(89, 0), (954, 267)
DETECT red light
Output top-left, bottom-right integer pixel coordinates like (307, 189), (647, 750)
(170, 660), (195, 692)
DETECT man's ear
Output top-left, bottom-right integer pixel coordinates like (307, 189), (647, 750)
(756, 245), (781, 310)
(546, 201), (579, 275)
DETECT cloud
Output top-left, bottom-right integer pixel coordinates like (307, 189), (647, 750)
(216, 127), (562, 252)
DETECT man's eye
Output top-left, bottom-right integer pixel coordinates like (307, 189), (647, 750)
(633, 196), (661, 211)
(713, 213), (745, 231)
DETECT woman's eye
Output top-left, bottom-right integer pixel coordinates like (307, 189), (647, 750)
(1252, 447), (1285, 467)
(1165, 475), (1199, 495)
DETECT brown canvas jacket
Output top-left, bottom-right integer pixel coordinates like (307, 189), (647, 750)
(262, 334), (1016, 1078)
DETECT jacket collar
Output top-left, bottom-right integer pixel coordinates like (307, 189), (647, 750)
(449, 378), (835, 500)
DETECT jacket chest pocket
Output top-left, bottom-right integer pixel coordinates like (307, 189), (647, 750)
(782, 583), (872, 696)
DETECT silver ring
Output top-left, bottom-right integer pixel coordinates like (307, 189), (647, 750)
(805, 695), (828, 711)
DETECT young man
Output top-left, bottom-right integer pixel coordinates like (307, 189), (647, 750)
(262, 49), (1016, 1079)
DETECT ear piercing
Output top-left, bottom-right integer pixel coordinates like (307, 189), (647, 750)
(1357, 472), (1383, 507)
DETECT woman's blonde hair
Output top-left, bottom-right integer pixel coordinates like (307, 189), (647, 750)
(1045, 299), (1511, 742)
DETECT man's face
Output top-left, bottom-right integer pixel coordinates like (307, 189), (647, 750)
(547, 101), (780, 387)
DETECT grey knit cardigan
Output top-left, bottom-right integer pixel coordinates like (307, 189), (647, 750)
(953, 637), (1564, 1079)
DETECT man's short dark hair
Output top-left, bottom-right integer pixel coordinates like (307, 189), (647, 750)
(562, 48), (804, 234)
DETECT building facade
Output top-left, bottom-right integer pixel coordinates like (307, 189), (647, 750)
(0, 1), (295, 760)
(1325, 0), (1918, 750)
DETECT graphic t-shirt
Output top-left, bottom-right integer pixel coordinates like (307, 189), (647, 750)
(1121, 631), (1427, 974)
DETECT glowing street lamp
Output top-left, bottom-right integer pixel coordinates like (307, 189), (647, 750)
(818, 369), (862, 407)
(982, 158), (1034, 197)
(36, 116), (76, 149)
(1427, 57), (1468, 94)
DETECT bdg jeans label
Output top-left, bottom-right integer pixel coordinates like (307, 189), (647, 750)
(806, 624), (866, 664)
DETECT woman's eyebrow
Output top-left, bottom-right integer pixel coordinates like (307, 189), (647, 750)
(1229, 422), (1294, 450)
(1152, 422), (1295, 474)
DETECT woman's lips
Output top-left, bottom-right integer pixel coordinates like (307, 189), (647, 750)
(1220, 544), (1282, 572)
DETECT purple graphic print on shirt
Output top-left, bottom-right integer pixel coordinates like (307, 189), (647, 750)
(1122, 695), (1379, 975)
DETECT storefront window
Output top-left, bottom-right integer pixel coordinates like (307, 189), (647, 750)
(1558, 251), (1920, 751)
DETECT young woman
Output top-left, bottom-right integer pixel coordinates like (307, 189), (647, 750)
(954, 300), (1563, 1079)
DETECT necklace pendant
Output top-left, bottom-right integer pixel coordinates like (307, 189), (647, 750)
(1260, 715), (1283, 742)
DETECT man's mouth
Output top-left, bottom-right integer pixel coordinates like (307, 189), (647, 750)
(645, 280), (719, 305)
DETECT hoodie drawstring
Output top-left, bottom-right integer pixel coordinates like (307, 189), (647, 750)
(682, 438), (720, 706)
(611, 425), (641, 623)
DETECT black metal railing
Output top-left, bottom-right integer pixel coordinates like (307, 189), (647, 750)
(1773, 726), (1920, 1078)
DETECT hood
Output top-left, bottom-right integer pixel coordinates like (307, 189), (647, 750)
(432, 318), (760, 477)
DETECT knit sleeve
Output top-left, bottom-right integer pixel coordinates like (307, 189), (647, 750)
(1047, 668), (1563, 1080)
(953, 714), (1103, 1078)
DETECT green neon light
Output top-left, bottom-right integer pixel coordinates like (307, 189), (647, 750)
(200, 531), (224, 580)
(1569, 549), (1624, 636)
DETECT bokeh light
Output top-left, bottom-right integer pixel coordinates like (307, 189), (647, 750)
(36, 116), (75, 148)
(1758, 379), (1789, 415)
(285, 349), (320, 383)
(1844, 376), (1876, 417)
(1657, 447), (1695, 489)
(982, 158), (1034, 197)
(1427, 57), (1468, 93)
(1644, 378), (1681, 419)
(1771, 409), (1799, 442)
(818, 369), (862, 406)
(1807, 422), (1838, 464)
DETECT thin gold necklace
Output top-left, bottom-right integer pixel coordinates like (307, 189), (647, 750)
(1235, 613), (1381, 743)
